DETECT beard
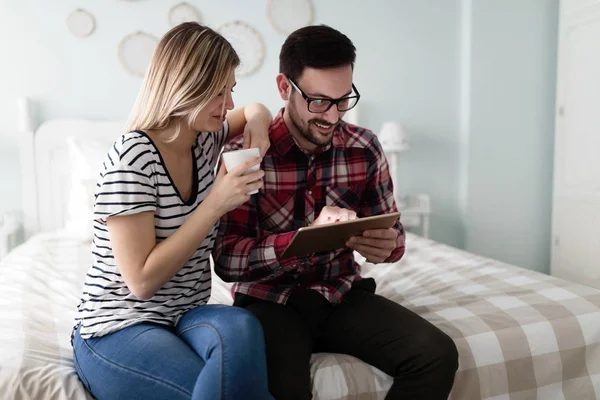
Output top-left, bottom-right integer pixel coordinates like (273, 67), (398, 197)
(288, 96), (339, 148)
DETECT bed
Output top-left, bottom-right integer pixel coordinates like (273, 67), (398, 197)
(1, 99), (599, 399)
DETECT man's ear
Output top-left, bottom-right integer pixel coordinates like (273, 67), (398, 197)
(276, 73), (291, 101)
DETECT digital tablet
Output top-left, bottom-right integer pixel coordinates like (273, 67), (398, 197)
(280, 212), (401, 259)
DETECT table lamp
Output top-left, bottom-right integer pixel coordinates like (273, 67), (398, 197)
(378, 121), (411, 206)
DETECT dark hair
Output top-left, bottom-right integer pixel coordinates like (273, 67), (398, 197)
(279, 25), (356, 81)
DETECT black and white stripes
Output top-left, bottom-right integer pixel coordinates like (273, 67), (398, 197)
(76, 123), (227, 339)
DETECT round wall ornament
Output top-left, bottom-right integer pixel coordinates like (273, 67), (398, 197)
(217, 21), (265, 77)
(66, 9), (96, 38)
(118, 31), (158, 77)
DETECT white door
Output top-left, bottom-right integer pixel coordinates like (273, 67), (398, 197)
(551, 1), (600, 288)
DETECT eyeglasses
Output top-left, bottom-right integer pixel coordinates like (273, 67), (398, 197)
(288, 78), (360, 113)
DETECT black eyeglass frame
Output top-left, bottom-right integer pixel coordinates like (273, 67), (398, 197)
(288, 78), (361, 113)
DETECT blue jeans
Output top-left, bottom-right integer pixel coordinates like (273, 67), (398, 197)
(73, 305), (273, 400)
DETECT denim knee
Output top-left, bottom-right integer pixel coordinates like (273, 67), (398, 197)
(222, 308), (265, 343)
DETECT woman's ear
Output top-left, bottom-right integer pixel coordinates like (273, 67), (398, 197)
(276, 74), (291, 101)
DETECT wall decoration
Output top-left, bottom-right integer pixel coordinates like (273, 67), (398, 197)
(217, 21), (265, 77)
(266, 0), (314, 35)
(66, 9), (96, 38)
(168, 2), (201, 27)
(118, 31), (158, 77)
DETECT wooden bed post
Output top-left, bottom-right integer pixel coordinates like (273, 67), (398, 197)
(17, 97), (39, 238)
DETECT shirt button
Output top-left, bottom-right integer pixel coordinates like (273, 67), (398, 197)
(308, 190), (312, 195)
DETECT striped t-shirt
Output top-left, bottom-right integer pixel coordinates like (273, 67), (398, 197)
(75, 123), (228, 339)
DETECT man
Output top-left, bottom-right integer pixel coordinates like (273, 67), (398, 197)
(213, 25), (458, 400)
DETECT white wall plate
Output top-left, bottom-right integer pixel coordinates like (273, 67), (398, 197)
(118, 31), (158, 77)
(267, 0), (314, 35)
(217, 21), (265, 77)
(67, 9), (96, 38)
(168, 2), (201, 27)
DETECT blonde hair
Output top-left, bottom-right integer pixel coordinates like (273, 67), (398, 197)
(126, 22), (240, 141)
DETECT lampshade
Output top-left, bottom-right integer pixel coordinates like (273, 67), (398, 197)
(17, 97), (33, 133)
(378, 121), (410, 152)
(344, 104), (359, 125)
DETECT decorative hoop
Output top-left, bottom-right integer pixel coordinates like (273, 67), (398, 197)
(66, 9), (96, 38)
(217, 21), (265, 77)
(117, 31), (158, 77)
(266, 0), (314, 35)
(168, 2), (201, 27)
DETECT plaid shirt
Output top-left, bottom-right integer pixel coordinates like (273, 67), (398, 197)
(213, 109), (405, 304)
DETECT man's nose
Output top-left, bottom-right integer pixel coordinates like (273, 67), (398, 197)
(322, 105), (340, 123)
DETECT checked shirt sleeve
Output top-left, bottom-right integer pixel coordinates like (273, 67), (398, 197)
(212, 195), (304, 283)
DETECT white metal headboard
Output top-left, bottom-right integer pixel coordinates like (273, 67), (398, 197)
(18, 98), (125, 237)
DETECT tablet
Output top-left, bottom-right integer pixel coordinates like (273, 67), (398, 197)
(280, 212), (401, 259)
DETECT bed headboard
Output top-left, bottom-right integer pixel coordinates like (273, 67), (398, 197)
(18, 98), (125, 237)
(17, 98), (412, 238)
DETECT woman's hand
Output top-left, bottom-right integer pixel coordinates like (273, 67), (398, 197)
(206, 156), (264, 216)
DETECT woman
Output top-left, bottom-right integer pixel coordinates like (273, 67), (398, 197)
(72, 22), (273, 400)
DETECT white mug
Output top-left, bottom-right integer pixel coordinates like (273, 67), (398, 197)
(221, 148), (261, 195)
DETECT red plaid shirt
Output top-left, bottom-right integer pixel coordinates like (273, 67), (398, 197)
(213, 109), (405, 304)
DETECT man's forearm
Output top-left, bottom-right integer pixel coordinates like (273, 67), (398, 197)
(213, 231), (303, 282)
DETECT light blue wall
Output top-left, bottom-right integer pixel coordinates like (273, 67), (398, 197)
(0, 0), (559, 272)
(462, 0), (559, 273)
(0, 0), (465, 245)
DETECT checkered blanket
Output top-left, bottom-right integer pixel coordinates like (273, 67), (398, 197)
(1, 232), (599, 399)
(365, 234), (600, 400)
(212, 233), (600, 399)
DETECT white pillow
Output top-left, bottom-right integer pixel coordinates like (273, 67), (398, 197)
(65, 136), (113, 241)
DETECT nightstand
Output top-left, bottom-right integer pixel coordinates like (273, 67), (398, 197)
(0, 213), (21, 259)
(397, 194), (431, 238)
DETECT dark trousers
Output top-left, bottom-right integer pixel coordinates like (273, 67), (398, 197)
(233, 278), (458, 400)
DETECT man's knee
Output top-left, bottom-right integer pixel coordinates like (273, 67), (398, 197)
(423, 328), (459, 379)
(392, 325), (458, 380)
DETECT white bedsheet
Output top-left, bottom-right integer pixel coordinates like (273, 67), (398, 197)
(0, 233), (93, 400)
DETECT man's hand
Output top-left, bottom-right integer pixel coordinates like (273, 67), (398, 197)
(242, 110), (271, 156)
(244, 120), (271, 157)
(311, 206), (357, 226)
(346, 228), (397, 263)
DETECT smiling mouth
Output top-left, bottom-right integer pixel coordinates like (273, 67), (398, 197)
(313, 121), (334, 130)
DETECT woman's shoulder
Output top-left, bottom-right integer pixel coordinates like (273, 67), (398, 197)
(110, 130), (157, 167)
